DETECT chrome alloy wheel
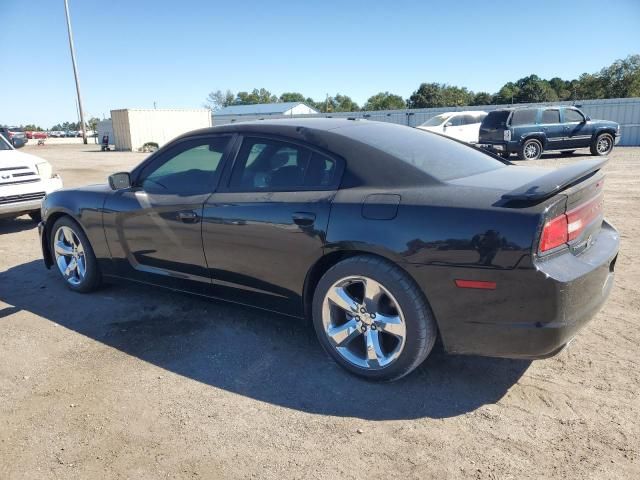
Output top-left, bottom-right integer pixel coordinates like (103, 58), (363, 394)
(597, 136), (612, 154)
(321, 276), (407, 370)
(524, 142), (540, 159)
(53, 225), (86, 286)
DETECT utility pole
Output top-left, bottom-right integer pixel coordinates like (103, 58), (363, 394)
(64, 0), (87, 144)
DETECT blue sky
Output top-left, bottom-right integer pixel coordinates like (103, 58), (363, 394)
(1, 0), (639, 128)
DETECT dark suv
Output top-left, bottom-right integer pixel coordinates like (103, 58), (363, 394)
(0, 127), (27, 148)
(478, 106), (620, 160)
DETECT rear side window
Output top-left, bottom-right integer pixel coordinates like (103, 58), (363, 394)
(481, 111), (510, 129)
(541, 109), (560, 124)
(510, 109), (538, 126)
(229, 137), (337, 191)
(564, 109), (585, 122)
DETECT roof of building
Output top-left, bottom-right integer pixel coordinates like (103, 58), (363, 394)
(215, 102), (317, 116)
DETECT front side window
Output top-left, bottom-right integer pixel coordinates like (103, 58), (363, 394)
(421, 114), (449, 127)
(448, 115), (464, 126)
(229, 137), (337, 191)
(510, 109), (538, 126)
(140, 136), (230, 195)
(541, 109), (560, 124)
(564, 109), (585, 123)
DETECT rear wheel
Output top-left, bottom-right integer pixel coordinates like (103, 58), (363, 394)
(50, 216), (101, 293)
(518, 139), (543, 160)
(591, 133), (614, 156)
(312, 255), (437, 381)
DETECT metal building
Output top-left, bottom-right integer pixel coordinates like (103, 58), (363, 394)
(213, 102), (318, 125)
(111, 108), (212, 151)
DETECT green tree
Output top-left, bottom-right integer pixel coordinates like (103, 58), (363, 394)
(87, 117), (100, 131)
(470, 92), (494, 105)
(23, 124), (43, 131)
(598, 54), (640, 98)
(279, 92), (306, 103)
(205, 89), (235, 110)
(494, 82), (520, 104)
(513, 75), (558, 103)
(407, 83), (472, 108)
(363, 92), (406, 111)
(235, 88), (278, 105)
(319, 94), (359, 113)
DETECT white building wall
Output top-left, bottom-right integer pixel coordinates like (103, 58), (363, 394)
(285, 104), (318, 115)
(111, 109), (212, 151)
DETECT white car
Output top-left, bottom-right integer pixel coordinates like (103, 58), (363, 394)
(0, 134), (63, 221)
(417, 111), (488, 143)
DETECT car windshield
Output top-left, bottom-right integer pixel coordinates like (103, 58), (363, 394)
(0, 135), (13, 150)
(421, 114), (449, 127)
(343, 122), (506, 181)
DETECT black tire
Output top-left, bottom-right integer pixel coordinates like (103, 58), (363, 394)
(590, 133), (614, 156)
(518, 138), (543, 160)
(560, 150), (576, 156)
(49, 216), (101, 293)
(312, 255), (437, 381)
(500, 152), (510, 159)
(28, 211), (41, 222)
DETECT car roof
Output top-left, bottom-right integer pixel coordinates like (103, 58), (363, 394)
(490, 105), (580, 112)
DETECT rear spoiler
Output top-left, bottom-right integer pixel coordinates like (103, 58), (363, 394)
(501, 158), (608, 203)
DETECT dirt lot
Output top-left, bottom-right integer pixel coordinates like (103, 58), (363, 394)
(1, 143), (638, 479)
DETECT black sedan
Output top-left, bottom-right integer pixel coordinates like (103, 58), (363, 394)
(38, 119), (619, 381)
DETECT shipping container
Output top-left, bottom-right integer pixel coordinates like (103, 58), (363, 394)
(111, 108), (212, 151)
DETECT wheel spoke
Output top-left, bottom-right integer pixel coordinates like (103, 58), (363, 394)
(327, 286), (359, 313)
(61, 227), (74, 245)
(54, 241), (73, 256)
(375, 313), (405, 339)
(327, 318), (361, 347)
(64, 258), (77, 277)
(76, 256), (86, 278)
(363, 278), (384, 309)
(365, 329), (385, 368)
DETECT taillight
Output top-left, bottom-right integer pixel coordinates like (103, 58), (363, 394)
(539, 192), (604, 253)
(504, 129), (511, 141)
(539, 214), (568, 252)
(567, 192), (604, 241)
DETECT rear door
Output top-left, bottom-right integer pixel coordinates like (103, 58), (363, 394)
(202, 135), (342, 315)
(539, 108), (566, 149)
(102, 134), (233, 293)
(563, 108), (593, 148)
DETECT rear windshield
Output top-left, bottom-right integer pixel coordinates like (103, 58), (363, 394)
(421, 114), (449, 127)
(510, 109), (538, 126)
(342, 122), (506, 181)
(481, 111), (510, 129)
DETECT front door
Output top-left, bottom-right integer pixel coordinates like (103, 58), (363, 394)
(202, 135), (342, 315)
(539, 108), (566, 150)
(563, 108), (593, 149)
(103, 135), (233, 292)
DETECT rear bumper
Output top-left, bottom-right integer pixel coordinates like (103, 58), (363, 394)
(410, 220), (620, 359)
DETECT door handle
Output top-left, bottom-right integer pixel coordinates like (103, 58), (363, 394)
(292, 212), (316, 227)
(177, 210), (199, 223)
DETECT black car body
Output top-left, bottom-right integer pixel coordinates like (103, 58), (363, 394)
(478, 106), (620, 160)
(38, 119), (619, 380)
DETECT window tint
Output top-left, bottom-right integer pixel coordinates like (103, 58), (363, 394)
(481, 111), (510, 129)
(229, 137), (336, 190)
(448, 115), (463, 126)
(461, 115), (478, 125)
(510, 109), (538, 126)
(140, 136), (230, 195)
(564, 109), (585, 122)
(541, 109), (560, 124)
(344, 122), (505, 181)
(422, 114), (448, 127)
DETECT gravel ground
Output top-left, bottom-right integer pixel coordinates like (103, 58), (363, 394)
(1, 143), (638, 479)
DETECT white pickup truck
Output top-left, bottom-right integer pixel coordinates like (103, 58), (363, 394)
(0, 134), (63, 221)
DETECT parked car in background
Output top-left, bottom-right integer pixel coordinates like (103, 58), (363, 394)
(37, 119), (618, 381)
(416, 111), (487, 143)
(0, 127), (28, 148)
(0, 133), (63, 221)
(478, 106), (620, 160)
(26, 131), (48, 140)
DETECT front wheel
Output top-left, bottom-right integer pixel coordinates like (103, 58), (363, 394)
(312, 255), (437, 381)
(50, 216), (101, 292)
(518, 139), (543, 160)
(591, 133), (614, 156)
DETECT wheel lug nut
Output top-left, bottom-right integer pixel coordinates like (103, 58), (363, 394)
(371, 324), (377, 330)
(360, 307), (366, 313)
(361, 325), (367, 332)
(370, 313), (376, 319)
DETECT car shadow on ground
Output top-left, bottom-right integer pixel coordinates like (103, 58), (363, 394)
(0, 217), (38, 234)
(0, 260), (531, 421)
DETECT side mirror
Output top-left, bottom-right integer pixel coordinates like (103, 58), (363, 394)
(12, 137), (26, 149)
(584, 116), (591, 122)
(108, 172), (131, 190)
(444, 122), (453, 129)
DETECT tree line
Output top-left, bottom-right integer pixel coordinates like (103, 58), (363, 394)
(1, 118), (102, 133)
(205, 55), (640, 113)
